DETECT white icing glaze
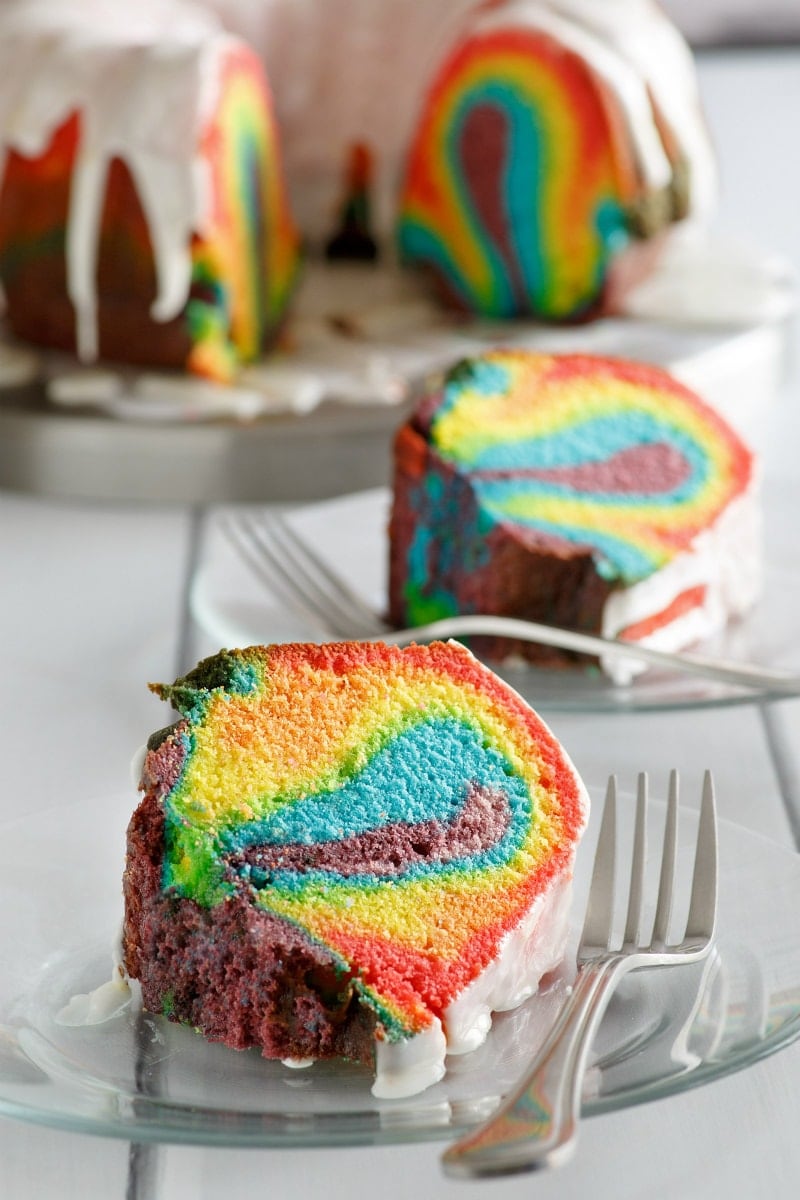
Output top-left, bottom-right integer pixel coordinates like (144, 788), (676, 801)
(130, 744), (148, 788)
(601, 482), (762, 683)
(622, 228), (797, 326)
(443, 873), (574, 1055)
(534, 0), (717, 216)
(236, 364), (326, 414)
(369, 854), (581, 1097)
(47, 368), (123, 406)
(474, 1), (675, 194)
(0, 340), (40, 387)
(370, 733), (588, 1098)
(27, 236), (789, 426)
(56, 928), (133, 1027)
(56, 976), (132, 1027)
(132, 374), (264, 419)
(372, 1018), (448, 1100)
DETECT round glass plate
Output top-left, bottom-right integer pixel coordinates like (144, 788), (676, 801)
(1, 785), (800, 1148)
(191, 488), (800, 714)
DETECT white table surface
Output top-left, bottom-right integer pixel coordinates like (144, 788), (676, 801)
(2, 48), (800, 1199)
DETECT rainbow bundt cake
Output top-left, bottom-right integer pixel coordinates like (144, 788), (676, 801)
(122, 640), (589, 1098)
(0, 0), (714, 381)
(389, 351), (759, 675)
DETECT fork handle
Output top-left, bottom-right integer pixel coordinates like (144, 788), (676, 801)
(382, 616), (800, 694)
(441, 956), (627, 1179)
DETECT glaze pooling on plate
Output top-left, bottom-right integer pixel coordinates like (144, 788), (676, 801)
(122, 640), (589, 1096)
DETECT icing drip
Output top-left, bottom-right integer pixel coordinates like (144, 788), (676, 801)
(0, 0), (300, 378)
(600, 487), (761, 680)
(0, 1), (223, 362)
(472, 1), (675, 195)
(543, 0), (717, 217)
(56, 928), (133, 1027)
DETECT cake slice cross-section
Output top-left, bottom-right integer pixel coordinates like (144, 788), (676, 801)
(389, 350), (759, 677)
(122, 640), (589, 1098)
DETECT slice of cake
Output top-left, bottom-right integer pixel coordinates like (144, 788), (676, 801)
(122, 641), (589, 1098)
(389, 351), (759, 676)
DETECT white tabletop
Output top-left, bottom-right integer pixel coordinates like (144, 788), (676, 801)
(2, 47), (799, 1199)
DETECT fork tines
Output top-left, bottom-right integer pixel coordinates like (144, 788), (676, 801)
(220, 510), (385, 638)
(582, 771), (718, 957)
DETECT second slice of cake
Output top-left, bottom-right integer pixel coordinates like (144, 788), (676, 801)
(389, 350), (759, 676)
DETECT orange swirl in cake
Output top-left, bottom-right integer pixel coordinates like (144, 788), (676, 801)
(123, 641), (588, 1097)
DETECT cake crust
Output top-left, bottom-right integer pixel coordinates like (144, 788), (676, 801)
(124, 785), (377, 1062)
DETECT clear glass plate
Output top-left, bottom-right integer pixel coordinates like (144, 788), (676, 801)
(2, 785), (800, 1148)
(191, 488), (800, 714)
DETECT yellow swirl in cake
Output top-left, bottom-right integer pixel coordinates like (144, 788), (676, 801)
(187, 42), (299, 379)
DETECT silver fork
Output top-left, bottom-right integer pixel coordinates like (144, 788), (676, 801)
(219, 509), (385, 638)
(217, 509), (800, 693)
(441, 770), (718, 1178)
